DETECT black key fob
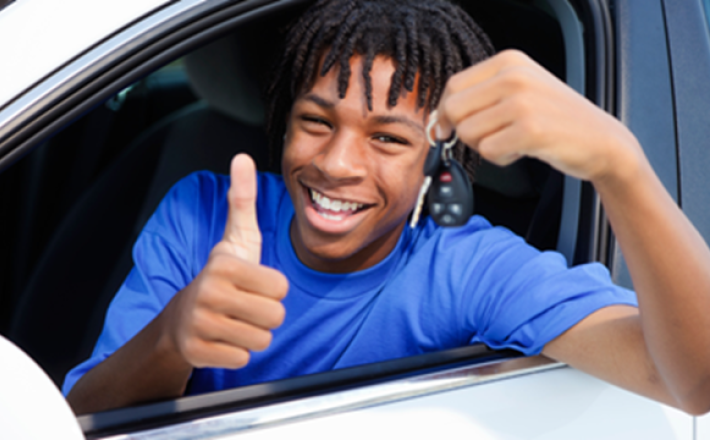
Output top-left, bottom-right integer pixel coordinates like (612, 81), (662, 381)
(428, 159), (474, 227)
(423, 142), (442, 177)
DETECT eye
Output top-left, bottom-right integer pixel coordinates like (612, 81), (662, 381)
(373, 134), (409, 145)
(300, 115), (332, 128)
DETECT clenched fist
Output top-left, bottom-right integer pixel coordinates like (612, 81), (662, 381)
(161, 154), (289, 369)
(435, 50), (643, 184)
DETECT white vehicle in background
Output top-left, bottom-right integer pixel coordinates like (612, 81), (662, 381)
(1, 0), (710, 438)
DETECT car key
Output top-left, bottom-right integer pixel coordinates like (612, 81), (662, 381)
(409, 141), (441, 228)
(410, 111), (474, 227)
(427, 153), (474, 227)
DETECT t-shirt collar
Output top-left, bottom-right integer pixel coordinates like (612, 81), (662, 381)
(275, 198), (406, 299)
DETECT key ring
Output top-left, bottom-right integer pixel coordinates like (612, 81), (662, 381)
(426, 110), (458, 151)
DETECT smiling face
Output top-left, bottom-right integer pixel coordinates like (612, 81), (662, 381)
(282, 55), (429, 273)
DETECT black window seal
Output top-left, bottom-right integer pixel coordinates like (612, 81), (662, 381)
(567, 0), (615, 266)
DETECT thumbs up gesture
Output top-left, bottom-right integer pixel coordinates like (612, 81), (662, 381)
(162, 154), (289, 370)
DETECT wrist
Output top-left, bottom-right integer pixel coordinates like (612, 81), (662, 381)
(590, 126), (648, 192)
(154, 300), (193, 374)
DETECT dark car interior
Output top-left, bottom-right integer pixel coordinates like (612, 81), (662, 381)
(0, 0), (566, 396)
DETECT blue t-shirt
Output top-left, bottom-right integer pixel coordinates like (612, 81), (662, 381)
(63, 171), (637, 396)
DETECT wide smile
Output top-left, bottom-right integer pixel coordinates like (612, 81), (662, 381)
(299, 183), (375, 234)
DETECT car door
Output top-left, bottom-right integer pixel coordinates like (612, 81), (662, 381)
(657, 0), (710, 436)
(0, 0), (702, 438)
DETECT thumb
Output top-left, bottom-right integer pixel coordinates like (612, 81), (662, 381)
(428, 109), (454, 145)
(223, 154), (262, 263)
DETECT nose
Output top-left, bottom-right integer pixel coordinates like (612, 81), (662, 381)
(313, 130), (368, 182)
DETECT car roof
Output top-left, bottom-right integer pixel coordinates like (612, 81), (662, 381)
(0, 0), (171, 108)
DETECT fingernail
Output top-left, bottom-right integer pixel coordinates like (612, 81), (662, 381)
(435, 123), (445, 140)
(435, 123), (453, 141)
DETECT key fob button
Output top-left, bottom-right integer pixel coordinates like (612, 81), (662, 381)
(426, 156), (474, 227)
(439, 185), (454, 198)
(431, 203), (444, 215)
(448, 204), (463, 216)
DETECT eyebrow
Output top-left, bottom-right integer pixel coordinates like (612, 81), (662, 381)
(372, 115), (425, 135)
(299, 93), (425, 134)
(301, 93), (336, 109)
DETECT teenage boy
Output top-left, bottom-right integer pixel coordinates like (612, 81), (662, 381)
(65, 0), (710, 415)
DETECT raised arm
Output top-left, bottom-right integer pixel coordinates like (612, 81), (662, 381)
(436, 49), (710, 415)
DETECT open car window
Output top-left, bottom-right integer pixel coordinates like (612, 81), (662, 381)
(0, 0), (618, 437)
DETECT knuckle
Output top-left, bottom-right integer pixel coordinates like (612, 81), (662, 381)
(478, 140), (508, 166)
(477, 140), (496, 161)
(252, 330), (273, 351)
(206, 253), (230, 275)
(268, 302), (287, 328)
(518, 114), (542, 139)
(232, 349), (250, 369)
(510, 94), (533, 118)
(210, 242), (234, 259)
(446, 71), (467, 94)
(456, 123), (478, 147)
(500, 49), (529, 64)
(500, 69), (529, 91)
(192, 309), (212, 331)
(194, 280), (219, 307)
(274, 272), (290, 299)
(182, 338), (201, 363)
(441, 98), (459, 123)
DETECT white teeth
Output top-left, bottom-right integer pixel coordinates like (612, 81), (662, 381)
(320, 212), (344, 221)
(309, 188), (364, 213)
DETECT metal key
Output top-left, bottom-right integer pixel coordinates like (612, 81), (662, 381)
(410, 141), (442, 228)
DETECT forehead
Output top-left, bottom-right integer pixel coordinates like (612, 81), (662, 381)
(303, 54), (425, 118)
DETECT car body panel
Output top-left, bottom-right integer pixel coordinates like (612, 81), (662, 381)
(226, 367), (692, 440)
(0, 0), (172, 108)
(0, 0), (708, 438)
(0, 335), (83, 440)
(86, 357), (693, 440)
(663, 0), (710, 242)
(610, 0), (678, 289)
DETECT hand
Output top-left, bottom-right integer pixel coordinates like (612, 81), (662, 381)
(161, 154), (289, 369)
(435, 50), (644, 184)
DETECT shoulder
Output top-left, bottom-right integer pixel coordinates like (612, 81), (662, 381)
(149, 170), (287, 223)
(409, 215), (540, 265)
(404, 215), (574, 301)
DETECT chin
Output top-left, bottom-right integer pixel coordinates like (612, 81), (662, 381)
(300, 231), (360, 261)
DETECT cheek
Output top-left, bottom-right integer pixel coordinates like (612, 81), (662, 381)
(377, 158), (427, 216)
(281, 135), (311, 176)
(283, 129), (327, 163)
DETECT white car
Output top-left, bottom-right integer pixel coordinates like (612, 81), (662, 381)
(1, 0), (710, 438)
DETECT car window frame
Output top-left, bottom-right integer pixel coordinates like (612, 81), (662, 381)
(78, 345), (538, 439)
(0, 0), (613, 436)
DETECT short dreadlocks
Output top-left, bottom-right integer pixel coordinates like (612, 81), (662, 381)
(265, 0), (495, 179)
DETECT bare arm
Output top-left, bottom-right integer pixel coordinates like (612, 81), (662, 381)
(66, 309), (193, 414)
(546, 142), (710, 414)
(437, 49), (710, 414)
